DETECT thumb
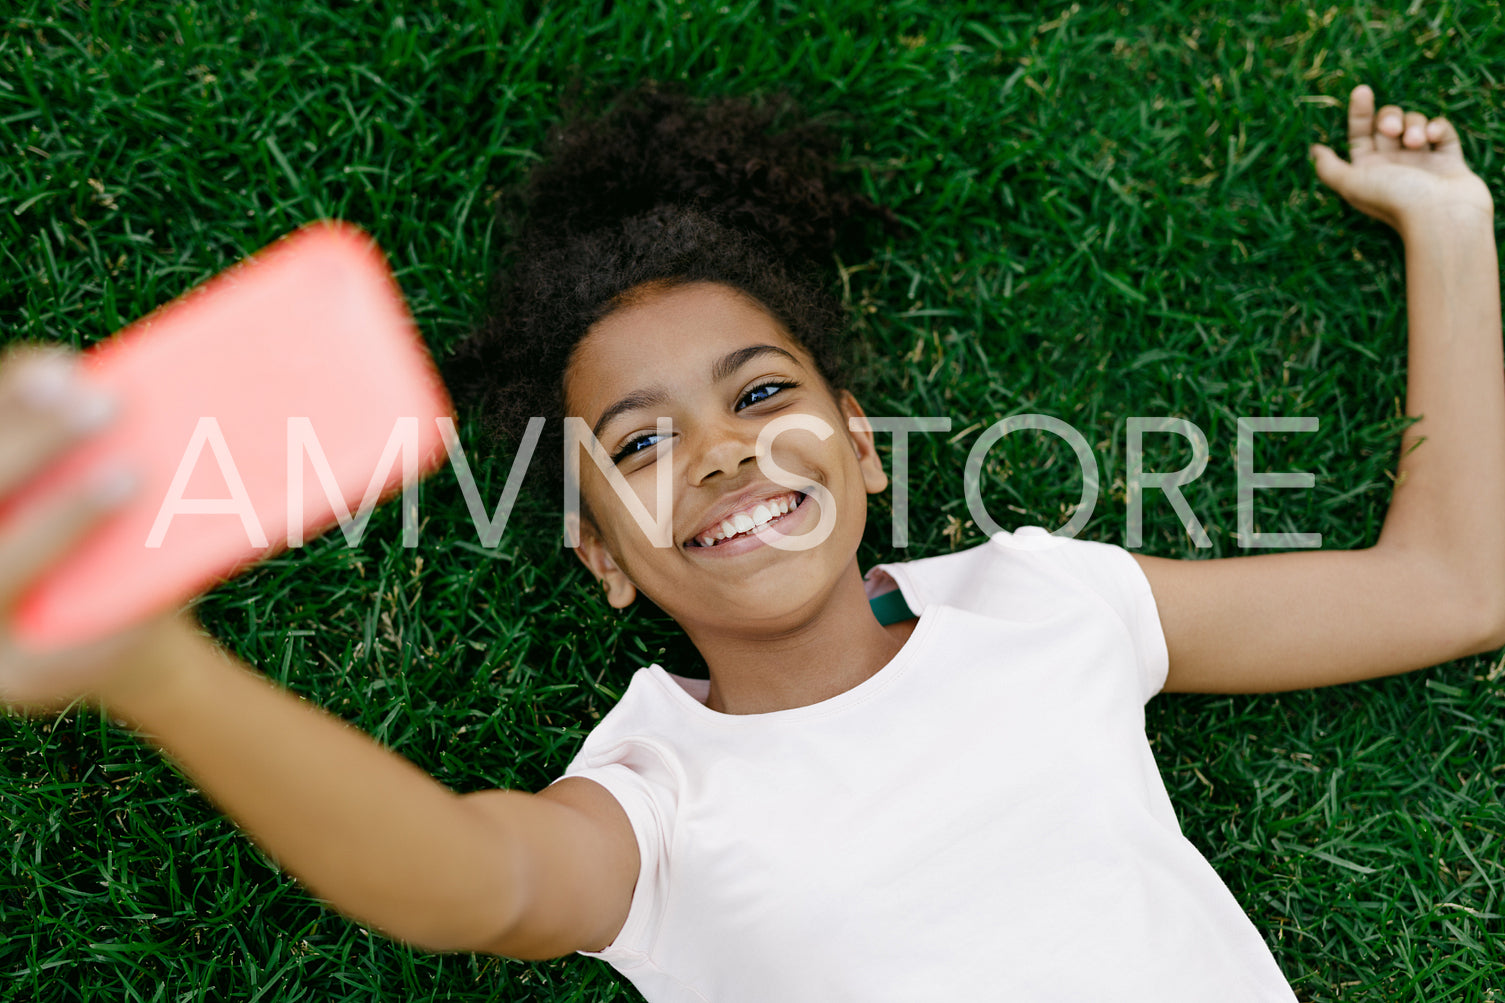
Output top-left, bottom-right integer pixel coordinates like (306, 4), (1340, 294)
(1309, 143), (1350, 194)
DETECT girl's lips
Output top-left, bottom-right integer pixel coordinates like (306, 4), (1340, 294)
(685, 491), (804, 547)
(684, 492), (811, 556)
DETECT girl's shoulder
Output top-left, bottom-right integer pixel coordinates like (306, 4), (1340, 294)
(865, 527), (1145, 617)
(867, 528), (1168, 697)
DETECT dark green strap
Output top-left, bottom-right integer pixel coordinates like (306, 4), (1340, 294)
(868, 588), (915, 626)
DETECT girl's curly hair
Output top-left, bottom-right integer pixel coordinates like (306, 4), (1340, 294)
(446, 82), (895, 487)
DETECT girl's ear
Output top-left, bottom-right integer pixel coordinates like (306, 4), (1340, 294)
(569, 514), (639, 608)
(839, 391), (889, 495)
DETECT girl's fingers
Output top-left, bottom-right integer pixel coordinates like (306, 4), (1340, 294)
(1346, 84), (1378, 154)
(1426, 116), (1462, 155)
(1310, 143), (1351, 194)
(0, 351), (114, 498)
(1373, 103), (1404, 153)
(1346, 84), (1377, 156)
(1401, 110), (1429, 148)
(0, 468), (133, 612)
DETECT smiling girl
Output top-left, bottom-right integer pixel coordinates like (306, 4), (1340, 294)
(0, 82), (1501, 1001)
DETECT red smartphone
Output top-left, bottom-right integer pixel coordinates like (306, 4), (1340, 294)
(5, 222), (454, 650)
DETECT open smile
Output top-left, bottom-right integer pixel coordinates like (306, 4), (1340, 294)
(685, 491), (808, 549)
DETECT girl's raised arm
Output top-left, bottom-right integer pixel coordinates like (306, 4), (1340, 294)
(1132, 84), (1505, 693)
(0, 351), (637, 959)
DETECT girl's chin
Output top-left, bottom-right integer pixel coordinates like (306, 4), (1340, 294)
(678, 592), (823, 634)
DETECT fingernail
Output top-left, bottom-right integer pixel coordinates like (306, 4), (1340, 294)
(16, 355), (73, 408)
(89, 465), (137, 507)
(69, 389), (117, 433)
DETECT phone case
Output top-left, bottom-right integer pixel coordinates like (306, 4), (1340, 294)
(7, 221), (454, 650)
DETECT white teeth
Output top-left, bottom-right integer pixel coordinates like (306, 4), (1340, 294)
(696, 494), (801, 547)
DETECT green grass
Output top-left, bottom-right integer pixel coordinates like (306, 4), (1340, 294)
(2, 0), (1503, 1000)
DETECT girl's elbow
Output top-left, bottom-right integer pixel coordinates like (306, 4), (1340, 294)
(1457, 578), (1505, 655)
(1482, 598), (1505, 653)
(1421, 547), (1505, 657)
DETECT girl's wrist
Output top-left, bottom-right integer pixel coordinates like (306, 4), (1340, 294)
(89, 612), (218, 729)
(1397, 189), (1496, 243)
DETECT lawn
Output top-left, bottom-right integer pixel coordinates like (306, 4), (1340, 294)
(1, 1), (1502, 1000)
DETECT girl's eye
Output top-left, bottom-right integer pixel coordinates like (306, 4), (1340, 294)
(737, 380), (798, 410)
(612, 432), (665, 464)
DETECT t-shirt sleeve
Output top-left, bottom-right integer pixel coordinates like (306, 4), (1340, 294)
(551, 676), (679, 963)
(874, 528), (1171, 703)
(553, 758), (669, 961)
(1027, 531), (1170, 702)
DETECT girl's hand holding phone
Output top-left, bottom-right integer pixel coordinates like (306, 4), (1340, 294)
(0, 223), (452, 717)
(0, 349), (186, 716)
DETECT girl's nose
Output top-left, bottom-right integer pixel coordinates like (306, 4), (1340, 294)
(687, 418), (759, 485)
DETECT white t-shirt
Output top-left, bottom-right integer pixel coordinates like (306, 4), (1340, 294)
(560, 529), (1299, 1002)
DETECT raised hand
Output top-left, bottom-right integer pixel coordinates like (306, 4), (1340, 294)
(1310, 84), (1494, 236)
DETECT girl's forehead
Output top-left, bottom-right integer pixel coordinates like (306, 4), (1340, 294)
(564, 282), (811, 415)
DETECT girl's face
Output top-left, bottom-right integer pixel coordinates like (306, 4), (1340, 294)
(563, 281), (887, 637)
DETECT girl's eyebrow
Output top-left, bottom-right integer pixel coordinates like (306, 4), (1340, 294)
(593, 387), (670, 440)
(709, 344), (799, 383)
(592, 344), (802, 439)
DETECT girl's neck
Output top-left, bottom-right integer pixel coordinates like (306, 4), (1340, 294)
(685, 561), (917, 715)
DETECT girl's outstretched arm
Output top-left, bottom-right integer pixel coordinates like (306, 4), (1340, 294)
(1134, 84), (1505, 693)
(0, 351), (637, 960)
(93, 627), (639, 959)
